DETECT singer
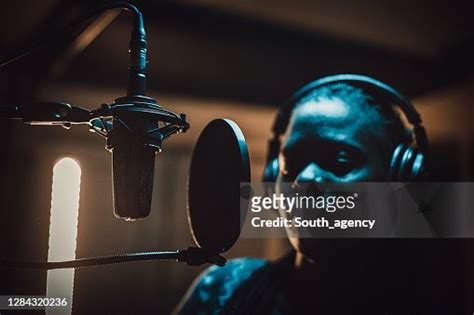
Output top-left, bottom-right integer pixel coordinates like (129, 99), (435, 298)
(174, 75), (467, 314)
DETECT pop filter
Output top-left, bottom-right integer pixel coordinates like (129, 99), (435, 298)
(187, 119), (250, 254)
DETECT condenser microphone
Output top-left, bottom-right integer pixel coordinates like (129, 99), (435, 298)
(109, 6), (156, 220)
(104, 95), (188, 220)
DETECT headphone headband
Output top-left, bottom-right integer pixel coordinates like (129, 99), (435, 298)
(289, 74), (422, 125)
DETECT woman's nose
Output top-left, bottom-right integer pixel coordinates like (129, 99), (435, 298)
(296, 163), (330, 183)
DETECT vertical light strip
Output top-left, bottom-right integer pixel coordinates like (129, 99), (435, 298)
(46, 158), (81, 315)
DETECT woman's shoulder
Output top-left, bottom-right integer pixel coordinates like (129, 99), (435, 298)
(174, 257), (269, 314)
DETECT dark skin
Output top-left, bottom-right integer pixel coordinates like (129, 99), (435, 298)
(274, 97), (466, 314)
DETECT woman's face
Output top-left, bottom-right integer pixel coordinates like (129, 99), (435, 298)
(276, 96), (393, 259)
(278, 96), (389, 184)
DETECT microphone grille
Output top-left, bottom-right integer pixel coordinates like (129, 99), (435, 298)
(112, 143), (155, 220)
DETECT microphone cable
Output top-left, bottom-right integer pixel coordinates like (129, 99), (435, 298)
(0, 2), (145, 68)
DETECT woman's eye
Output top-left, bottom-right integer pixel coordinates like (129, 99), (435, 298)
(332, 151), (355, 175)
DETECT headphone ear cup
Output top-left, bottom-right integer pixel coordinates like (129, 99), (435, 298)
(409, 149), (425, 180)
(402, 147), (424, 181)
(263, 158), (279, 182)
(389, 144), (406, 181)
(389, 144), (425, 181)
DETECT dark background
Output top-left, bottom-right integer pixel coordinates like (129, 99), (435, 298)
(0, 0), (473, 314)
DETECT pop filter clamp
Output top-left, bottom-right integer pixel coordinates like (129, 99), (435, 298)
(0, 2), (233, 269)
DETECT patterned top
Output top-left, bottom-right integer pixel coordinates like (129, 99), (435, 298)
(174, 257), (292, 314)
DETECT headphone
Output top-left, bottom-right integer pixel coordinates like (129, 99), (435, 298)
(263, 74), (428, 182)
